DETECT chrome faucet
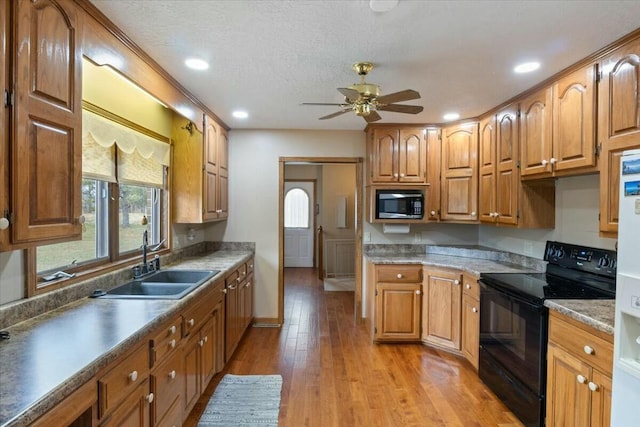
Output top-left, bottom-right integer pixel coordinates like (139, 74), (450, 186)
(133, 230), (160, 279)
(142, 229), (149, 270)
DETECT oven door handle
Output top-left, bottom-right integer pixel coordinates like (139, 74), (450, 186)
(479, 280), (547, 313)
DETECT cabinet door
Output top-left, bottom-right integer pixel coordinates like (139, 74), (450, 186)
(520, 87), (553, 177)
(375, 283), (421, 341)
(13, 0), (82, 244)
(203, 115), (219, 221)
(495, 105), (519, 225)
(369, 127), (399, 183)
(552, 64), (597, 172)
(590, 369), (612, 427)
(479, 115), (496, 223)
(425, 128), (441, 220)
(598, 38), (640, 234)
(461, 294), (479, 370)
(422, 269), (462, 350)
(398, 127), (427, 183)
(200, 316), (216, 390)
(242, 276), (254, 330)
(212, 289), (226, 373)
(183, 332), (200, 415)
(225, 281), (240, 361)
(101, 379), (151, 427)
(0, 1), (9, 249)
(546, 344), (591, 427)
(441, 123), (478, 221)
(217, 127), (229, 220)
(150, 349), (183, 426)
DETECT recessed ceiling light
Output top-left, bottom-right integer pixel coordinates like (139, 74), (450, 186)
(369, 0), (399, 12)
(443, 113), (460, 121)
(185, 58), (209, 71)
(514, 61), (540, 74)
(232, 110), (249, 119)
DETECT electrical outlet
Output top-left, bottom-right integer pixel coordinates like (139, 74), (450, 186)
(524, 242), (533, 256)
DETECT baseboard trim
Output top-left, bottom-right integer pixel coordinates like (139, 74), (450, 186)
(252, 317), (281, 327)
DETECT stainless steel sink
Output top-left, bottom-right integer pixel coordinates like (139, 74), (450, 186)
(99, 269), (220, 299)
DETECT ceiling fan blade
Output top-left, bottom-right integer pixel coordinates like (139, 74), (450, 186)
(301, 102), (349, 106)
(364, 110), (382, 123)
(377, 104), (424, 114)
(337, 88), (361, 102)
(375, 89), (421, 105)
(319, 109), (351, 120)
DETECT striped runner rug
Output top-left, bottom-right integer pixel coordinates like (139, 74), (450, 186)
(198, 374), (283, 426)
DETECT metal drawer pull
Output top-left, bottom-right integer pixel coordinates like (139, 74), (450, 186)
(454, 280), (460, 285)
(188, 318), (195, 327)
(415, 290), (421, 295)
(169, 339), (176, 349)
(588, 382), (599, 392)
(146, 393), (154, 403)
(203, 335), (208, 343)
(199, 339), (204, 347)
(169, 325), (176, 335)
(583, 345), (594, 355)
(577, 374), (587, 384)
(169, 370), (176, 380)
(472, 307), (478, 313)
(222, 288), (228, 294)
(465, 283), (471, 289)
(397, 274), (403, 279)
(129, 370), (138, 382)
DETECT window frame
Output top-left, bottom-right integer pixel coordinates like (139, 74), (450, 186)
(26, 104), (172, 297)
(284, 187), (311, 229)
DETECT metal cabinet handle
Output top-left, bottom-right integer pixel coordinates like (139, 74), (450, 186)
(415, 290), (421, 295)
(394, 173), (398, 178)
(588, 382), (599, 392)
(146, 393), (154, 403)
(169, 325), (177, 335)
(169, 339), (176, 349)
(236, 277), (241, 282)
(222, 288), (228, 294)
(397, 273), (403, 279)
(203, 335), (208, 343)
(550, 157), (557, 165)
(430, 211), (436, 216)
(0, 217), (10, 230)
(471, 212), (476, 216)
(577, 374), (587, 384)
(129, 370), (138, 382)
(472, 307), (478, 313)
(454, 280), (460, 285)
(541, 159), (548, 166)
(400, 173), (405, 177)
(584, 345), (594, 355)
(199, 339), (204, 347)
(187, 318), (195, 327)
(169, 370), (176, 380)
(465, 284), (471, 289)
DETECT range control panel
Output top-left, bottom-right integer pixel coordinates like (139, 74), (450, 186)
(544, 240), (617, 279)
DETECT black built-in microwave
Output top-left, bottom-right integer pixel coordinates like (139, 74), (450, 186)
(375, 189), (424, 219)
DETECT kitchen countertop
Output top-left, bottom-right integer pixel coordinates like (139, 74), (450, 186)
(545, 299), (615, 335)
(0, 249), (253, 427)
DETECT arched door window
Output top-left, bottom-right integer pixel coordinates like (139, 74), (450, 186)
(284, 188), (310, 228)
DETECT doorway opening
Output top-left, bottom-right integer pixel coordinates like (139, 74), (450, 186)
(278, 157), (363, 325)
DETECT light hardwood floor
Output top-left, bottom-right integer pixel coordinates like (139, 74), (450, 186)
(185, 268), (524, 427)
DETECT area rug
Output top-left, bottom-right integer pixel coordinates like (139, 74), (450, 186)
(323, 276), (355, 291)
(198, 374), (283, 426)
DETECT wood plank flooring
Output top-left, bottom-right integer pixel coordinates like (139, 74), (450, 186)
(185, 268), (524, 427)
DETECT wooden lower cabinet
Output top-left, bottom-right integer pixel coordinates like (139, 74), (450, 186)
(225, 259), (254, 361)
(100, 379), (151, 427)
(422, 268), (462, 351)
(183, 315), (216, 416)
(30, 380), (96, 427)
(150, 347), (183, 426)
(546, 311), (613, 427)
(371, 264), (423, 342)
(461, 274), (480, 369)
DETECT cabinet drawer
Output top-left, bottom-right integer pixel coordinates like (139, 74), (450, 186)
(246, 258), (254, 275)
(151, 348), (183, 425)
(549, 313), (613, 376)
(238, 263), (247, 280)
(183, 298), (212, 337)
(377, 265), (422, 283)
(98, 343), (150, 418)
(462, 274), (479, 299)
(150, 316), (182, 367)
(226, 270), (240, 287)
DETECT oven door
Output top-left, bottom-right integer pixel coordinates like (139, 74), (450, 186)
(479, 280), (548, 392)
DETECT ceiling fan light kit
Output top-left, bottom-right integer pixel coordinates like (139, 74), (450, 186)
(302, 61), (423, 122)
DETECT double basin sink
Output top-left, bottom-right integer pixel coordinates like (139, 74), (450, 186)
(99, 269), (220, 300)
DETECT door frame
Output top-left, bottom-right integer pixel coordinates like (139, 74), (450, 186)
(278, 157), (364, 324)
(283, 179), (317, 268)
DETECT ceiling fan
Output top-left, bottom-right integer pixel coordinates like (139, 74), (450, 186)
(302, 62), (423, 123)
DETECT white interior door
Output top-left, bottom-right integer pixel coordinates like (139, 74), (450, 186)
(284, 181), (314, 267)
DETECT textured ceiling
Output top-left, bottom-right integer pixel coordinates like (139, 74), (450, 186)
(90, 0), (640, 131)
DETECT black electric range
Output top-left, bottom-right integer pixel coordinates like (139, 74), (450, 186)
(478, 241), (616, 427)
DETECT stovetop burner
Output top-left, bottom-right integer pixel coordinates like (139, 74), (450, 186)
(480, 241), (616, 303)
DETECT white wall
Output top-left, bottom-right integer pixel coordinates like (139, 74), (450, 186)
(207, 129), (365, 320)
(322, 164), (356, 240)
(0, 251), (24, 304)
(480, 174), (616, 257)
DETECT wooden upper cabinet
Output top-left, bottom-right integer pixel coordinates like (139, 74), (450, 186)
(425, 128), (441, 220)
(11, 0), (82, 245)
(552, 64), (597, 173)
(520, 87), (553, 177)
(440, 122), (478, 221)
(495, 105), (519, 225)
(217, 128), (229, 220)
(368, 126), (426, 184)
(599, 36), (640, 235)
(203, 115), (219, 221)
(479, 115), (496, 223)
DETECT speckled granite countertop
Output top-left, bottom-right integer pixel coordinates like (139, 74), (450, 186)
(545, 299), (615, 335)
(0, 249), (253, 427)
